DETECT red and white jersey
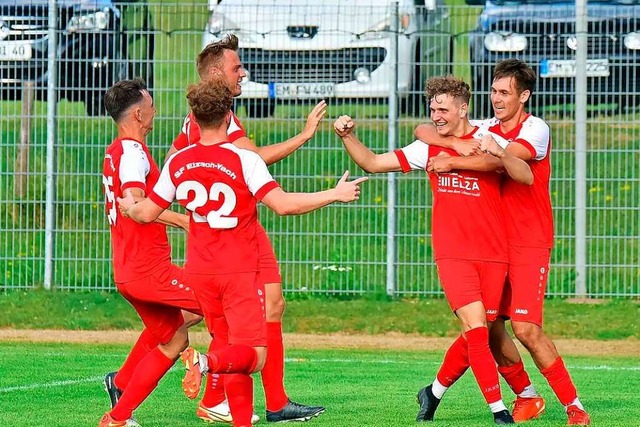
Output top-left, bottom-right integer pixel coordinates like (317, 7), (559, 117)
(472, 115), (554, 249)
(172, 111), (246, 150)
(102, 138), (171, 283)
(150, 142), (279, 274)
(395, 127), (508, 262)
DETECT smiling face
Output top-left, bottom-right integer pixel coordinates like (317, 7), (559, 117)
(207, 49), (246, 97)
(490, 76), (529, 123)
(429, 93), (467, 137)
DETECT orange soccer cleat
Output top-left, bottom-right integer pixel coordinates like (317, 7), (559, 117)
(98, 412), (127, 427)
(181, 347), (204, 399)
(512, 396), (546, 422)
(566, 405), (591, 426)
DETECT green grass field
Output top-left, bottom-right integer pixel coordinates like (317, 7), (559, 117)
(0, 342), (638, 426)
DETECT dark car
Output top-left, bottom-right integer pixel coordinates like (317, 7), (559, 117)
(0, 0), (153, 116)
(465, 0), (640, 116)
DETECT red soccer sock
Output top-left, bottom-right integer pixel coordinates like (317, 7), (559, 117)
(261, 321), (289, 411)
(115, 328), (159, 390)
(110, 347), (175, 421)
(226, 374), (254, 427)
(540, 357), (578, 406)
(466, 326), (502, 404)
(201, 318), (230, 408)
(207, 345), (258, 375)
(498, 358), (532, 395)
(436, 334), (470, 387)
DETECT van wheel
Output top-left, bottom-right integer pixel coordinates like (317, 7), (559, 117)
(245, 99), (275, 118)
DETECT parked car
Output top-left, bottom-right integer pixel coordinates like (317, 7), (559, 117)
(203, 0), (451, 117)
(0, 0), (153, 116)
(466, 0), (640, 117)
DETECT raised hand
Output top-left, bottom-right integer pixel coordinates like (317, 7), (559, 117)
(301, 100), (328, 140)
(333, 115), (356, 137)
(334, 170), (368, 202)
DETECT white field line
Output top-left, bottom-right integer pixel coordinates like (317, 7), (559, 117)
(1, 359), (638, 394)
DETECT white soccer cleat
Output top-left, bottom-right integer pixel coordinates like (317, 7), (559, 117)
(196, 400), (259, 425)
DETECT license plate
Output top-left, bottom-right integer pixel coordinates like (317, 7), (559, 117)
(540, 59), (610, 78)
(269, 82), (335, 99)
(0, 42), (32, 61)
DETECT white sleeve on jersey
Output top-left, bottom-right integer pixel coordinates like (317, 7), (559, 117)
(229, 147), (276, 195)
(119, 139), (150, 187)
(180, 114), (190, 135)
(518, 116), (550, 160)
(399, 140), (430, 171)
(152, 158), (177, 204)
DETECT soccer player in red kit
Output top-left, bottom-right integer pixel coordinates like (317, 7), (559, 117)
(415, 60), (591, 426)
(119, 77), (366, 427)
(166, 34), (328, 424)
(99, 79), (204, 427)
(334, 76), (533, 425)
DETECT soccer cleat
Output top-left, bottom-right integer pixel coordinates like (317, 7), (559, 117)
(493, 410), (515, 425)
(197, 400), (260, 425)
(104, 372), (122, 408)
(99, 412), (127, 427)
(566, 405), (591, 426)
(512, 396), (545, 422)
(181, 347), (204, 399)
(266, 399), (325, 423)
(416, 384), (441, 422)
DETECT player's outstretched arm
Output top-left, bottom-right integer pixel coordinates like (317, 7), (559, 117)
(261, 170), (367, 216)
(234, 100), (327, 166)
(334, 115), (402, 173)
(118, 193), (166, 224)
(479, 135), (533, 185)
(414, 123), (480, 156)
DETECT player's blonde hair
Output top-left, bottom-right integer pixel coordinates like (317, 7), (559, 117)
(186, 77), (234, 129)
(197, 34), (239, 78)
(426, 75), (471, 104)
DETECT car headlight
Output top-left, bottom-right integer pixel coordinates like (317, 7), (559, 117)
(624, 32), (640, 50)
(206, 12), (254, 43)
(67, 10), (110, 33)
(483, 32), (527, 52)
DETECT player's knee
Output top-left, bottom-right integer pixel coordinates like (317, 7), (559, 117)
(512, 321), (543, 347)
(265, 292), (286, 320)
(252, 346), (268, 372)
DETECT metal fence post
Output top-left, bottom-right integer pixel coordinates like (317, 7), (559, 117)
(386, 2), (399, 297)
(574, 0), (588, 297)
(44, 0), (58, 290)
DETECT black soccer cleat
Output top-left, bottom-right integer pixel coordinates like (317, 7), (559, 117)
(104, 371), (122, 409)
(493, 409), (515, 424)
(266, 399), (325, 423)
(416, 384), (441, 422)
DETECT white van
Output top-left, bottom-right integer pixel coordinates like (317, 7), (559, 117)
(203, 0), (450, 117)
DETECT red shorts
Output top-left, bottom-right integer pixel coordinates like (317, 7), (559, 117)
(256, 222), (282, 285)
(116, 263), (202, 344)
(436, 259), (508, 321)
(499, 246), (551, 326)
(189, 271), (267, 347)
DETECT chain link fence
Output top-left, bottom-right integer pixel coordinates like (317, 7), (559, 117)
(1, 0), (638, 297)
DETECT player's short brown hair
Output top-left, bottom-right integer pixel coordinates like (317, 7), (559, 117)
(426, 75), (471, 104)
(104, 78), (147, 122)
(186, 77), (234, 129)
(493, 59), (536, 95)
(196, 34), (239, 78)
